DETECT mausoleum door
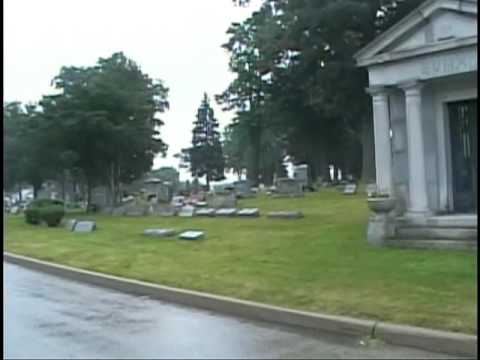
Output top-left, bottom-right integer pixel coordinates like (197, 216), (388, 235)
(448, 99), (477, 213)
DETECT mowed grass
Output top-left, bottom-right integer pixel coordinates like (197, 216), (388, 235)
(4, 190), (477, 334)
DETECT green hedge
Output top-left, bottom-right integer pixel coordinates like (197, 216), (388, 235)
(24, 199), (65, 227)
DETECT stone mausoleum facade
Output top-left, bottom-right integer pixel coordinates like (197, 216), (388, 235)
(355, 0), (477, 249)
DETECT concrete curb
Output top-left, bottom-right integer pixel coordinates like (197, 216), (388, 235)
(374, 322), (477, 358)
(4, 252), (477, 357)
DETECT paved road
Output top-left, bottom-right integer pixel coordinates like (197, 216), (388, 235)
(4, 263), (457, 359)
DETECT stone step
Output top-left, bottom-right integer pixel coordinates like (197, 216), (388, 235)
(426, 215), (477, 228)
(395, 215), (477, 228)
(395, 226), (477, 240)
(386, 238), (477, 251)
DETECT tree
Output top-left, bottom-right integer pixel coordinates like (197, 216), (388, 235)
(150, 167), (180, 184)
(222, 0), (425, 183)
(183, 93), (225, 189)
(40, 52), (170, 209)
(216, 8), (275, 185)
(4, 102), (25, 194)
(4, 102), (59, 198)
(149, 166), (180, 193)
(222, 123), (248, 180)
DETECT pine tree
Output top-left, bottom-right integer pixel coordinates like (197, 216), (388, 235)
(185, 93), (225, 189)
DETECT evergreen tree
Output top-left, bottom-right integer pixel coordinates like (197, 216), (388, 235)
(184, 93), (225, 189)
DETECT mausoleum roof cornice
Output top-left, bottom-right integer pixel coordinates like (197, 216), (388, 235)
(354, 0), (477, 66)
(357, 35), (477, 67)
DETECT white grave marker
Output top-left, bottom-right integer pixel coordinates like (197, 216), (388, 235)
(237, 208), (260, 217)
(179, 231), (204, 240)
(215, 208), (237, 217)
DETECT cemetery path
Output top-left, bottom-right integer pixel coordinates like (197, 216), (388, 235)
(4, 263), (456, 360)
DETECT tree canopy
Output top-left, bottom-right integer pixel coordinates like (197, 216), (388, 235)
(221, 0), (424, 184)
(4, 52), (170, 210)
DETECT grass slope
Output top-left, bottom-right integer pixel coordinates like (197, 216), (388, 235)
(4, 190), (477, 334)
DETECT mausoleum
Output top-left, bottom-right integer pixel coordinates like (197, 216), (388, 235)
(355, 0), (477, 249)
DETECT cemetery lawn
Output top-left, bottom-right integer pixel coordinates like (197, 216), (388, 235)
(5, 190), (477, 334)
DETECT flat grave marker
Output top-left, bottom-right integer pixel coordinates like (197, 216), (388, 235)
(179, 231), (204, 240)
(215, 208), (237, 217)
(267, 211), (304, 219)
(237, 208), (260, 217)
(73, 221), (96, 233)
(143, 228), (176, 237)
(195, 208), (216, 217)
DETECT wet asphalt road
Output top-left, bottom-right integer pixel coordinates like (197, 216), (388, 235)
(4, 263), (457, 359)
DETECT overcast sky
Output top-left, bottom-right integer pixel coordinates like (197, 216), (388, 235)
(4, 0), (262, 182)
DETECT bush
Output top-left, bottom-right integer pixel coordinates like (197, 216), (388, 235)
(40, 206), (65, 227)
(29, 199), (64, 207)
(24, 199), (65, 227)
(25, 207), (41, 225)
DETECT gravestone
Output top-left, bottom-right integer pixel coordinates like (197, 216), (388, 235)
(179, 231), (204, 240)
(195, 208), (216, 217)
(10, 206), (19, 215)
(237, 208), (260, 217)
(343, 184), (357, 195)
(112, 206), (127, 216)
(213, 184), (234, 195)
(206, 192), (237, 209)
(233, 180), (254, 198)
(143, 228), (176, 237)
(91, 186), (108, 209)
(274, 178), (303, 197)
(171, 196), (185, 208)
(64, 219), (77, 231)
(155, 205), (178, 217)
(125, 206), (148, 217)
(293, 164), (309, 189)
(73, 221), (96, 233)
(267, 211), (304, 219)
(157, 183), (173, 203)
(178, 205), (195, 217)
(215, 208), (237, 217)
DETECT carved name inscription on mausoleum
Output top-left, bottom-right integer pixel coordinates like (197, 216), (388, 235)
(421, 53), (477, 78)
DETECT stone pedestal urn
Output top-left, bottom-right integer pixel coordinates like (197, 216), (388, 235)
(367, 197), (396, 246)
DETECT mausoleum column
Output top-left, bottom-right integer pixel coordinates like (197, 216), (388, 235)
(399, 80), (430, 215)
(366, 86), (393, 195)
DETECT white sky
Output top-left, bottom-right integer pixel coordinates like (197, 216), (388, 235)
(4, 0), (262, 183)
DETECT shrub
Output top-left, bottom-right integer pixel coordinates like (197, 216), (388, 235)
(25, 207), (41, 225)
(40, 205), (65, 227)
(24, 199), (65, 226)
